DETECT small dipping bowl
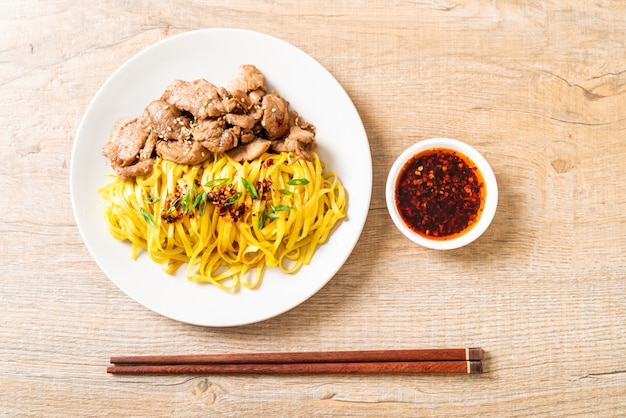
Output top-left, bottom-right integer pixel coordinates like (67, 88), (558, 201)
(385, 138), (498, 250)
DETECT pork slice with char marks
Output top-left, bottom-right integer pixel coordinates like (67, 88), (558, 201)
(231, 89), (264, 112)
(102, 117), (149, 168)
(219, 86), (242, 114)
(290, 138), (317, 161)
(272, 126), (317, 162)
(228, 64), (266, 93)
(270, 139), (288, 153)
(261, 93), (290, 139)
(114, 159), (154, 179)
(141, 100), (191, 141)
(139, 129), (157, 160)
(192, 118), (239, 153)
(289, 109), (316, 132)
(269, 110), (317, 161)
(224, 112), (260, 130)
(155, 139), (211, 165)
(240, 129), (257, 144)
(226, 138), (272, 162)
(231, 89), (253, 112)
(248, 89), (264, 106)
(101, 117), (157, 179)
(161, 79), (237, 120)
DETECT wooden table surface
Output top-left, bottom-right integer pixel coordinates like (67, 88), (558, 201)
(2, 1), (625, 416)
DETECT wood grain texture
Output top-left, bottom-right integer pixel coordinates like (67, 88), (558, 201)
(1, 0), (625, 416)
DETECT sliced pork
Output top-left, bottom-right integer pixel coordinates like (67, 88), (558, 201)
(102, 117), (155, 179)
(141, 100), (192, 141)
(261, 93), (290, 139)
(102, 117), (147, 167)
(114, 159), (154, 179)
(226, 139), (271, 162)
(228, 64), (266, 93)
(102, 65), (319, 178)
(161, 79), (235, 120)
(224, 112), (259, 130)
(192, 119), (239, 153)
(155, 139), (210, 165)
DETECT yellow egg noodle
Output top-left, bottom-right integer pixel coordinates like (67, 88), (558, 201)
(99, 152), (346, 291)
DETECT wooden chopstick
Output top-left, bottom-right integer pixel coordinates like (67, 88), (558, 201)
(108, 348), (483, 375)
(110, 347), (483, 365)
(107, 360), (482, 375)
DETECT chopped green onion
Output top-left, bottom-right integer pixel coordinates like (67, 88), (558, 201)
(279, 189), (293, 196)
(268, 204), (293, 212)
(205, 178), (230, 188)
(258, 203), (291, 227)
(223, 192), (242, 205)
(170, 196), (181, 209)
(181, 189), (193, 214)
(242, 178), (259, 199)
(140, 208), (155, 227)
(257, 211), (265, 229)
(287, 178), (309, 186)
(197, 196), (208, 216)
(144, 196), (161, 204)
(192, 192), (206, 212)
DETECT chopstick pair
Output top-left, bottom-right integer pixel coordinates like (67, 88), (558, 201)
(108, 348), (484, 375)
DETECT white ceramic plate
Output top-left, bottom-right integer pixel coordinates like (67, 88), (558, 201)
(70, 29), (372, 327)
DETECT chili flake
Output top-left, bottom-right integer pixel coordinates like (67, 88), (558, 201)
(394, 148), (486, 240)
(206, 184), (246, 221)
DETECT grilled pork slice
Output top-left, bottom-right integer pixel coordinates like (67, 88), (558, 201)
(261, 93), (290, 139)
(231, 89), (264, 112)
(226, 138), (271, 162)
(102, 117), (156, 179)
(224, 112), (260, 130)
(114, 159), (154, 179)
(141, 100), (192, 141)
(192, 118), (239, 153)
(271, 128), (317, 161)
(269, 110), (317, 161)
(161, 79), (239, 120)
(228, 64), (266, 93)
(284, 126), (317, 161)
(102, 117), (147, 167)
(155, 139), (210, 165)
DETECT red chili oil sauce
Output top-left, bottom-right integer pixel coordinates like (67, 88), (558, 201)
(394, 148), (486, 240)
